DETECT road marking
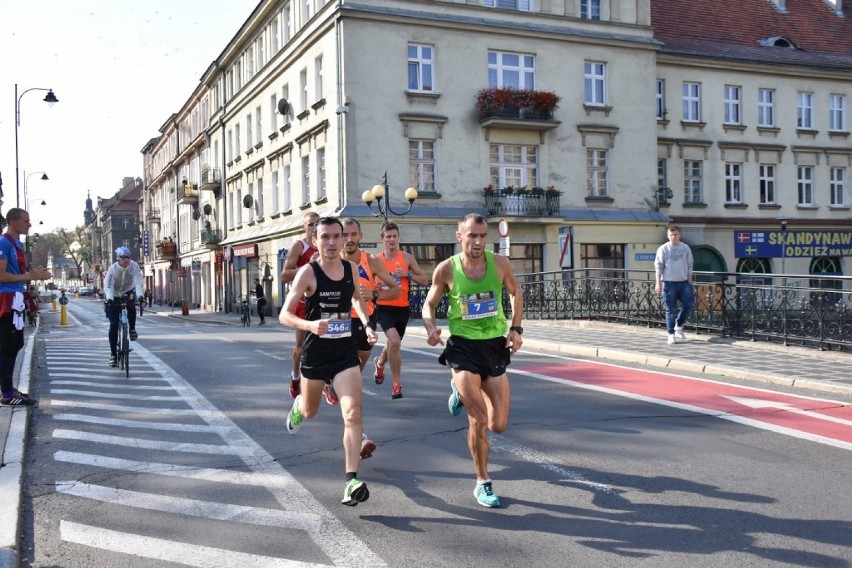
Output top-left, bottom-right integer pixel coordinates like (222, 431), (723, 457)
(57, 482), (323, 531)
(724, 396), (852, 427)
(52, 429), (256, 456)
(53, 414), (227, 433)
(60, 521), (332, 568)
(47, 373), (168, 382)
(50, 388), (184, 401)
(50, 381), (178, 390)
(50, 400), (201, 415)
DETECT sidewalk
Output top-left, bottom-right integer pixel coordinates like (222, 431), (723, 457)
(0, 304), (850, 565)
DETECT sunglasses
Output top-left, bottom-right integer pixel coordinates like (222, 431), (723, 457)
(119, 256), (131, 259)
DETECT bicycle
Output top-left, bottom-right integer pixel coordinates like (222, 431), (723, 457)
(115, 297), (131, 378)
(240, 297), (251, 327)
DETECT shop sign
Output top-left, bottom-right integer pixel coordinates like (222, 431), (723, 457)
(735, 230), (852, 258)
(191, 258), (202, 272)
(233, 243), (257, 257)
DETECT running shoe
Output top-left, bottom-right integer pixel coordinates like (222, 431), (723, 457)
(341, 478), (370, 506)
(0, 392), (35, 406)
(667, 333), (676, 345)
(287, 395), (304, 434)
(109, 355), (118, 367)
(373, 357), (385, 384)
(474, 481), (501, 508)
(391, 384), (403, 399)
(289, 376), (301, 399)
(448, 380), (464, 416)
(130, 329), (138, 341)
(360, 434), (377, 459)
(323, 384), (340, 405)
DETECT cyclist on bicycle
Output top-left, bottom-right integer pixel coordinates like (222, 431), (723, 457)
(104, 246), (143, 367)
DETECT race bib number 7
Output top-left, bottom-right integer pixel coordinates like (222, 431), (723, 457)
(460, 291), (498, 320)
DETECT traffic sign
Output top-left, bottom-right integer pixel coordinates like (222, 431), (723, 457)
(498, 218), (509, 237)
(59, 296), (68, 306)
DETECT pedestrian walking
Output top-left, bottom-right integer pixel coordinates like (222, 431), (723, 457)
(422, 213), (524, 508)
(255, 278), (267, 325)
(281, 211), (319, 398)
(0, 208), (52, 406)
(373, 221), (428, 399)
(279, 216), (377, 505)
(654, 224), (694, 345)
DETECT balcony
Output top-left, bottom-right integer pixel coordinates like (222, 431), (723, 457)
(476, 87), (561, 134)
(146, 207), (160, 223)
(200, 228), (222, 248)
(200, 168), (222, 193)
(483, 187), (561, 216)
(155, 239), (177, 259)
(176, 182), (199, 205)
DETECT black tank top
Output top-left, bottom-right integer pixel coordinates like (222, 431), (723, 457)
(302, 260), (355, 358)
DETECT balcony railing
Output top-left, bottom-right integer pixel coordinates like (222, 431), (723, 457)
(200, 228), (222, 247)
(177, 183), (199, 204)
(146, 207), (160, 222)
(200, 168), (221, 192)
(483, 191), (561, 216)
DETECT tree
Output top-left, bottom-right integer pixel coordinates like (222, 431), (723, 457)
(29, 233), (64, 269)
(55, 227), (91, 280)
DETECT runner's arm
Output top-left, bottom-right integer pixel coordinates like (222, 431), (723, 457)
(280, 241), (305, 284)
(406, 253), (429, 286)
(369, 256), (401, 301)
(279, 264), (323, 334)
(422, 260), (450, 346)
(497, 254), (524, 352)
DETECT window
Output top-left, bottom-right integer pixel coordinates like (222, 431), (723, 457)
(587, 149), (608, 197)
(488, 51), (535, 89)
(725, 162), (743, 203)
(482, 0), (531, 10)
(797, 91), (814, 129)
(657, 159), (667, 193)
(504, 244), (543, 276)
(284, 3), (292, 43)
(758, 88), (775, 127)
(255, 106), (262, 145)
(759, 164), (776, 204)
(830, 94), (846, 131)
(235, 60), (242, 90)
(408, 44), (434, 92)
(245, 114), (252, 151)
(489, 144), (538, 188)
(301, 155), (310, 205)
(281, 84), (290, 122)
(580, 0), (601, 19)
(682, 82), (701, 122)
(300, 68), (308, 111)
(236, 188), (243, 225)
(684, 160), (703, 203)
(269, 94), (278, 132)
(409, 139), (436, 193)
(246, 46), (254, 77)
(283, 164), (292, 212)
(314, 55), (323, 102)
(271, 170), (280, 213)
(270, 19), (280, 55)
(227, 130), (233, 162)
(655, 80), (666, 120)
(256, 179), (264, 218)
(317, 148), (326, 200)
(723, 85), (741, 124)
(256, 37), (265, 70)
(235, 124), (241, 156)
(797, 166), (814, 205)
(584, 62), (606, 106)
(247, 182), (255, 222)
(303, 0), (312, 22)
(830, 167), (846, 206)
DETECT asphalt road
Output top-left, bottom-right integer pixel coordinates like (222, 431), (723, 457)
(19, 299), (852, 567)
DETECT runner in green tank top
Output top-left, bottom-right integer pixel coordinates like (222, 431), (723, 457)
(422, 213), (524, 508)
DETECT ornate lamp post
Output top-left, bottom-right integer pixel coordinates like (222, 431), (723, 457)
(361, 171), (418, 223)
(14, 83), (58, 208)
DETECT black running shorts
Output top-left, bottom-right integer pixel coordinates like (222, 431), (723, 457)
(438, 335), (511, 380)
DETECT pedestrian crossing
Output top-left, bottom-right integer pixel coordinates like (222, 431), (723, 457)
(39, 337), (387, 567)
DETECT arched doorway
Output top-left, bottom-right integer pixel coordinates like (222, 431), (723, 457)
(692, 245), (726, 282)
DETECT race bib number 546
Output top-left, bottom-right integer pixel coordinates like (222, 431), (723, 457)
(322, 312), (352, 338)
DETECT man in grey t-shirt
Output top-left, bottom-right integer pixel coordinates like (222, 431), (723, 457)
(654, 225), (694, 345)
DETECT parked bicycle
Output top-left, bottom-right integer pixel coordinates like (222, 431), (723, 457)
(240, 296), (251, 327)
(115, 297), (131, 377)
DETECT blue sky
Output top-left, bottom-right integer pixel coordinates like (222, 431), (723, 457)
(1, 0), (260, 234)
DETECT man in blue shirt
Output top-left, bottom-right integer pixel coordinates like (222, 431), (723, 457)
(0, 208), (52, 406)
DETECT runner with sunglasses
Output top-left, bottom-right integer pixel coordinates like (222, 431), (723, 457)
(104, 246), (144, 367)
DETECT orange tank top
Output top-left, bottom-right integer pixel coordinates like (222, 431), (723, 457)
(377, 251), (409, 308)
(350, 250), (375, 317)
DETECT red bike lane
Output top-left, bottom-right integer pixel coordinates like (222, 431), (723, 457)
(517, 360), (852, 451)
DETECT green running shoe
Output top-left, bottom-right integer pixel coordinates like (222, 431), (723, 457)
(287, 395), (304, 434)
(448, 380), (464, 416)
(342, 478), (370, 506)
(474, 481), (500, 508)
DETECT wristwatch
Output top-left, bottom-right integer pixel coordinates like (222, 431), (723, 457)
(509, 326), (524, 335)
(372, 291), (380, 302)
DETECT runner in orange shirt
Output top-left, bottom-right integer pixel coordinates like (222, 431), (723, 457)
(373, 222), (428, 399)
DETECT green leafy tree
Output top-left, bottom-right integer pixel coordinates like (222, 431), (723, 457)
(29, 233), (64, 269)
(55, 227), (91, 280)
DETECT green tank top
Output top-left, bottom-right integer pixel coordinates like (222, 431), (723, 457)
(447, 250), (507, 340)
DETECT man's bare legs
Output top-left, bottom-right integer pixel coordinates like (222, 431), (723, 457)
(376, 328), (403, 391)
(451, 370), (510, 482)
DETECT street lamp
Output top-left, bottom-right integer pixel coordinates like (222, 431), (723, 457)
(14, 83), (59, 208)
(24, 197), (47, 260)
(361, 171), (418, 223)
(778, 217), (788, 275)
(23, 171), (48, 209)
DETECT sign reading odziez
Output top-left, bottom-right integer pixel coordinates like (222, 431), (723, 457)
(735, 230), (852, 258)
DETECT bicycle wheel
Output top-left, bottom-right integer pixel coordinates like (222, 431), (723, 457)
(121, 324), (130, 377)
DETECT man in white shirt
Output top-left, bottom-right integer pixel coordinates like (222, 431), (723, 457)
(104, 246), (144, 366)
